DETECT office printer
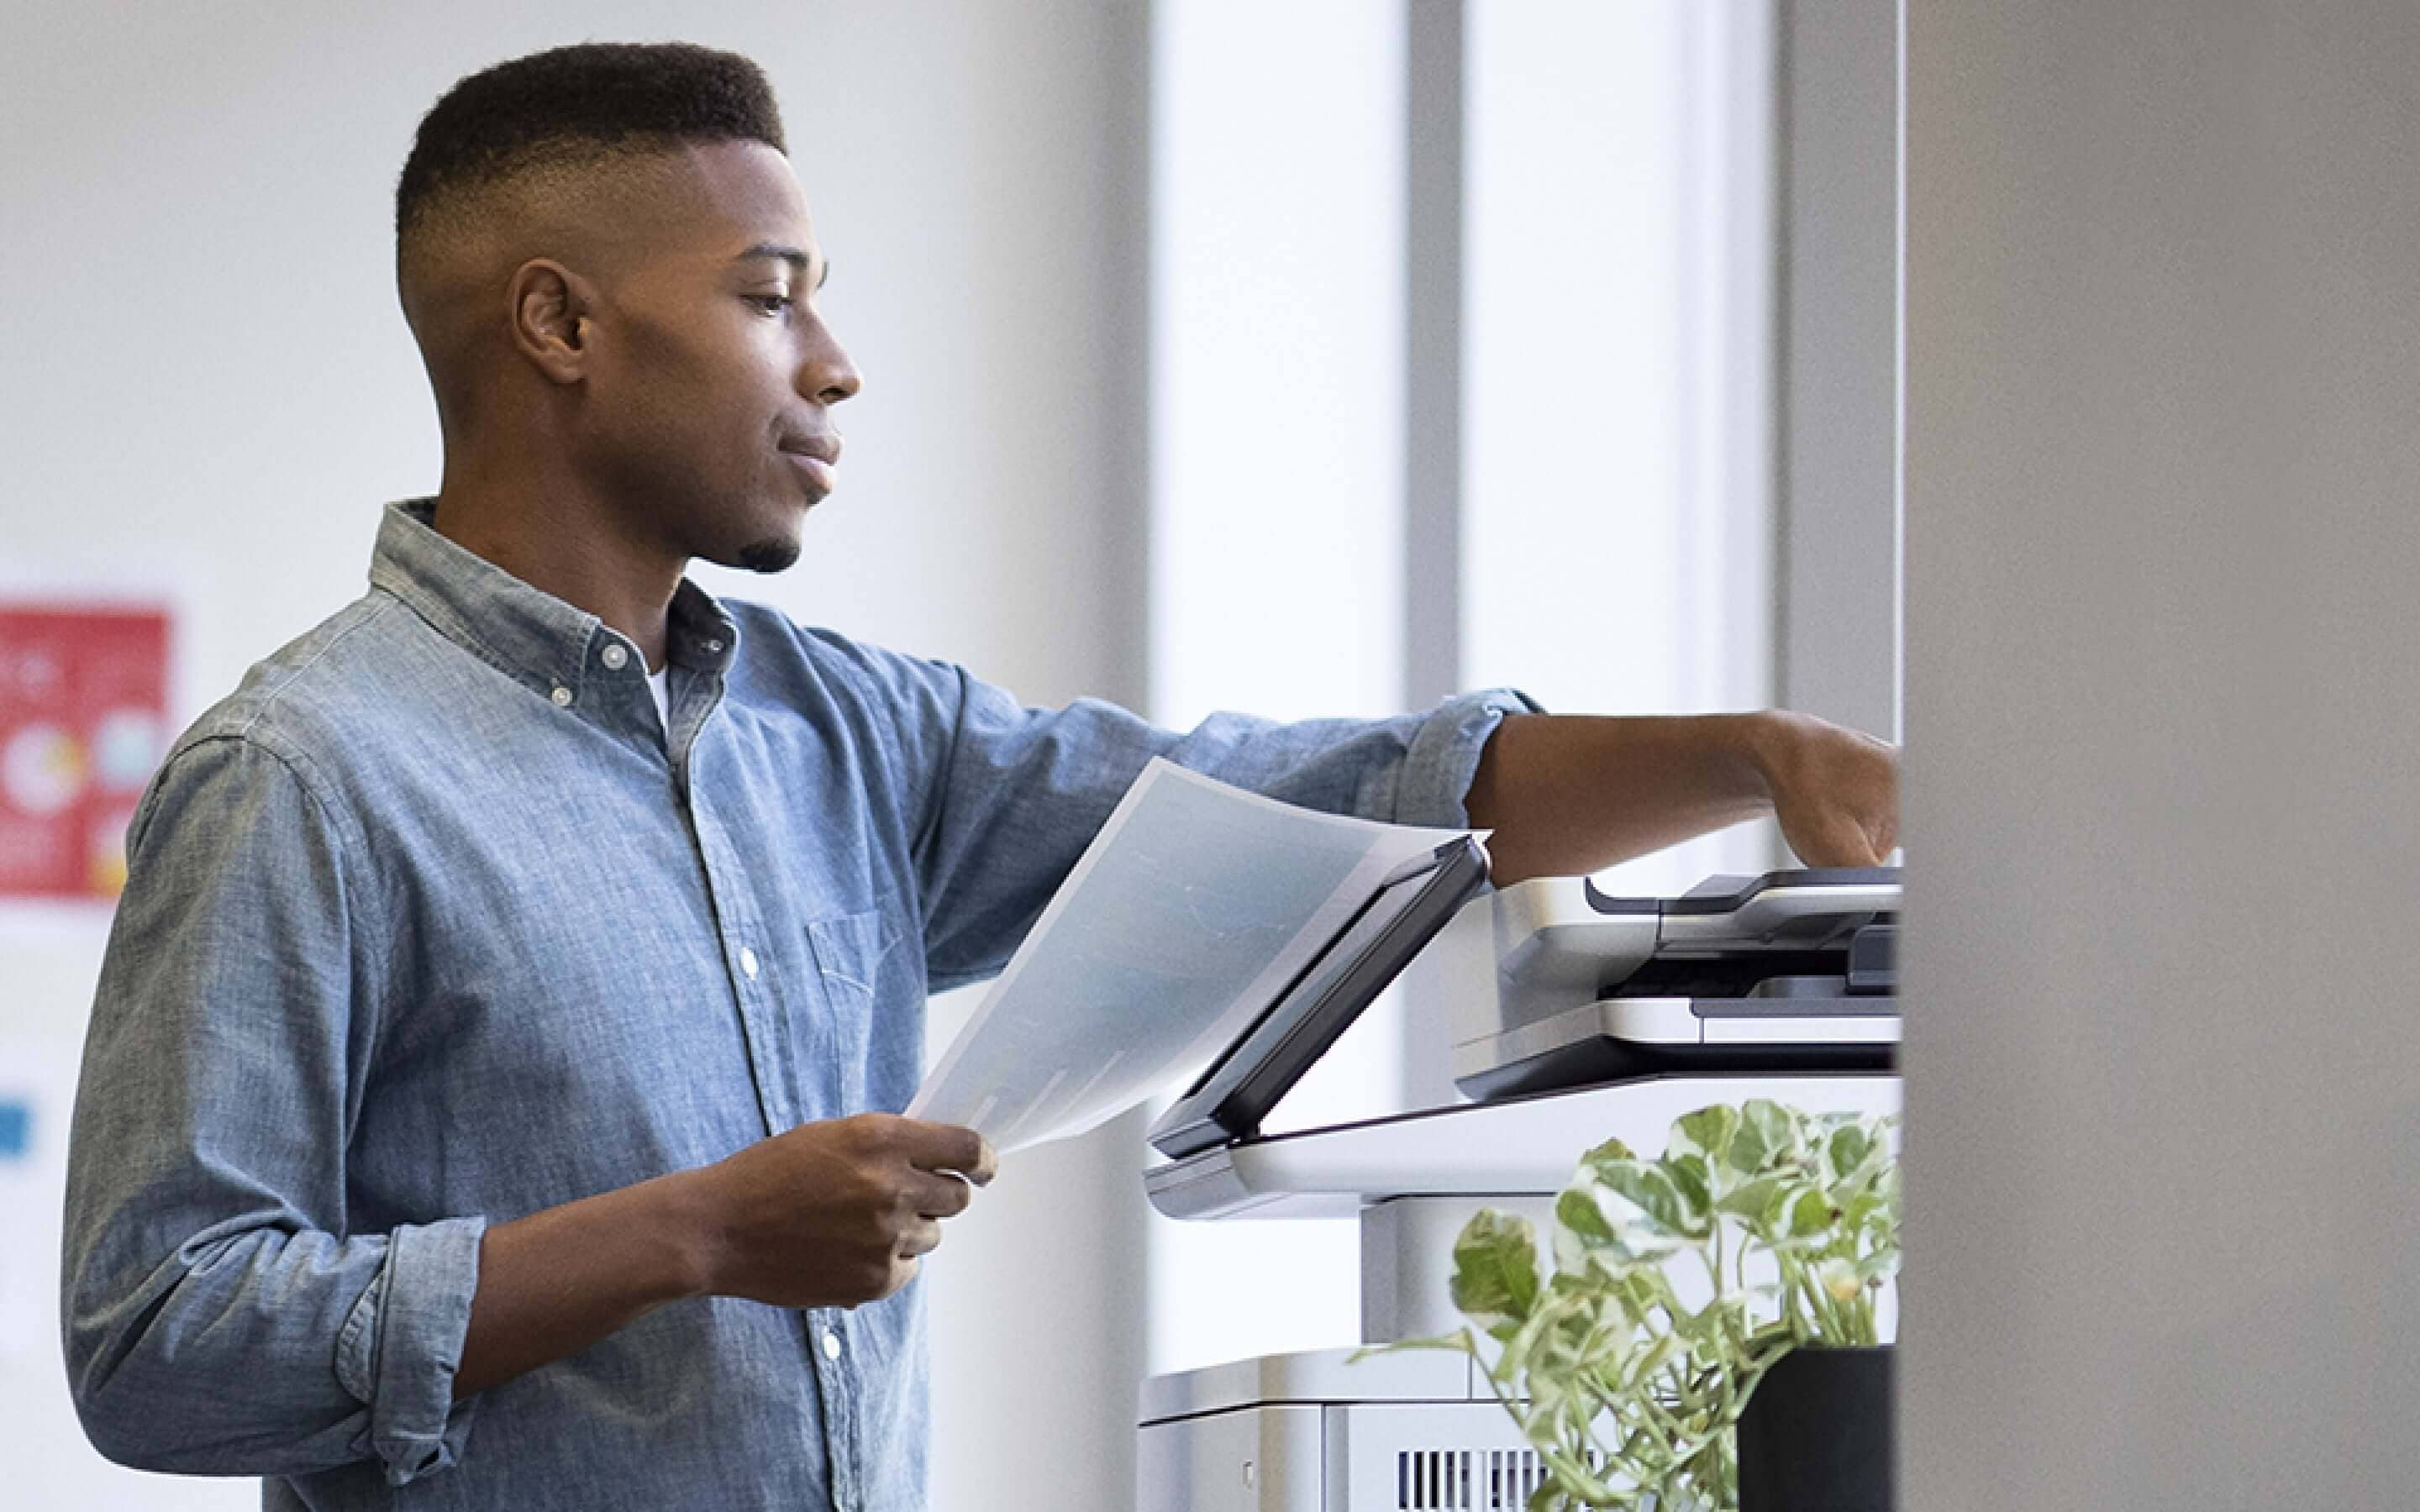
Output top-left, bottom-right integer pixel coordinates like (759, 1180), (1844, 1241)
(1137, 865), (1902, 1510)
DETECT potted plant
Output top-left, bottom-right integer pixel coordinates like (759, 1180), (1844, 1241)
(1376, 1100), (1900, 1512)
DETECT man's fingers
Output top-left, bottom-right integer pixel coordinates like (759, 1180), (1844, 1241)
(1797, 811), (1885, 869)
(1846, 819), (1887, 868)
(1868, 810), (1898, 860)
(906, 1170), (976, 1220)
(903, 1121), (997, 1187)
(1832, 814), (1885, 867)
(1771, 716), (1901, 869)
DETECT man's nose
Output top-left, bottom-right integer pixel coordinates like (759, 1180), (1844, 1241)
(799, 320), (861, 406)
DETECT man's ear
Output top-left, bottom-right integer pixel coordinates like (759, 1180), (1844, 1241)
(507, 259), (595, 386)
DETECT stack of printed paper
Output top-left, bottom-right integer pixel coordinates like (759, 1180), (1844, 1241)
(909, 759), (1476, 1153)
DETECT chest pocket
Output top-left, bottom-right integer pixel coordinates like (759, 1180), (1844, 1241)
(803, 908), (896, 1111)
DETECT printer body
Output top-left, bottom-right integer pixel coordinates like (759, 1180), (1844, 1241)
(1137, 868), (1902, 1510)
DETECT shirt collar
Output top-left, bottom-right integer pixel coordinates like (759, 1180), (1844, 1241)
(367, 499), (740, 711)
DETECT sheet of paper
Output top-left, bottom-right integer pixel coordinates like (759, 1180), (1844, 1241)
(909, 759), (1473, 1154)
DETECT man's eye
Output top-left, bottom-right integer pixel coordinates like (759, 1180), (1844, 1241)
(744, 293), (793, 315)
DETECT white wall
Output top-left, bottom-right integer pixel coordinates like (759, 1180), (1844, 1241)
(1904, 2), (2420, 1505)
(0, 4), (1148, 1509)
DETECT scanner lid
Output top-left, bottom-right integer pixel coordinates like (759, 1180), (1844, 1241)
(1144, 836), (1490, 1163)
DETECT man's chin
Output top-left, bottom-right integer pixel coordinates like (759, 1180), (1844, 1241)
(733, 536), (803, 575)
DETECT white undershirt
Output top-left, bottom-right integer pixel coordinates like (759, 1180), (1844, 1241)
(647, 665), (671, 729)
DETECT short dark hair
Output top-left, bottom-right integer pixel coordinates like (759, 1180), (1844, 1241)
(397, 41), (786, 245)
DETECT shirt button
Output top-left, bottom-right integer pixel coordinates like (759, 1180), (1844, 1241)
(739, 946), (760, 980)
(821, 1330), (842, 1361)
(550, 685), (573, 708)
(601, 643), (629, 670)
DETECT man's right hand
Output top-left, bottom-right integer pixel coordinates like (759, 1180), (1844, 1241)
(456, 1112), (994, 1399)
(689, 1113), (996, 1310)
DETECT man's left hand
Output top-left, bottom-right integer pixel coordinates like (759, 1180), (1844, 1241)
(1754, 711), (1900, 868)
(1468, 708), (1902, 884)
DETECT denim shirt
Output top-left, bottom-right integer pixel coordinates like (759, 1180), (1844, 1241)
(60, 499), (1530, 1511)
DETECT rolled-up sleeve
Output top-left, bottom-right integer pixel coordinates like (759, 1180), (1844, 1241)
(60, 734), (482, 1484)
(849, 643), (1538, 987)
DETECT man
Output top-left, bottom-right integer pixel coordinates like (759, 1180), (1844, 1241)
(60, 40), (1897, 1512)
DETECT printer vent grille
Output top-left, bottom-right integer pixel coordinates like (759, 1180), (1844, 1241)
(1394, 1446), (1608, 1509)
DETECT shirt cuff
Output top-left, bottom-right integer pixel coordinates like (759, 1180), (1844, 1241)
(334, 1215), (487, 1487)
(1392, 686), (1544, 830)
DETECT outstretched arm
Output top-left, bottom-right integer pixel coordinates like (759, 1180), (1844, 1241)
(1464, 711), (1900, 885)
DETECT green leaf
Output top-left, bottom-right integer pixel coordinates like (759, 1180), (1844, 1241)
(1713, 1172), (1788, 1221)
(1555, 1185), (1617, 1246)
(1671, 1105), (1739, 1169)
(1548, 1222), (1588, 1280)
(1779, 1184), (1836, 1241)
(1749, 1180), (1834, 1250)
(1825, 1123), (1875, 1185)
(1583, 1158), (1710, 1245)
(1665, 1152), (1714, 1225)
(1579, 1133), (1639, 1169)
(1737, 1100), (1804, 1173)
(1450, 1210), (1541, 1333)
(1623, 1266), (1680, 1316)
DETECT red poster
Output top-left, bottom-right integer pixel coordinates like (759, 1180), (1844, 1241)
(0, 604), (171, 901)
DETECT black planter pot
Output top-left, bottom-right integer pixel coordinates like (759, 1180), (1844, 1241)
(1734, 1345), (1895, 1512)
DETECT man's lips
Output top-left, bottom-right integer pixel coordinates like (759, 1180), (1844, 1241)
(779, 439), (840, 494)
(783, 453), (838, 493)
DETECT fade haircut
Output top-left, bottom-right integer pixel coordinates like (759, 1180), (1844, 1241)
(396, 41), (786, 276)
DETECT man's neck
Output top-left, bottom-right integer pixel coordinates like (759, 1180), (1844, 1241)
(430, 470), (683, 675)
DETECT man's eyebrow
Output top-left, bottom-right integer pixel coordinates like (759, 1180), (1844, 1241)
(734, 243), (831, 289)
